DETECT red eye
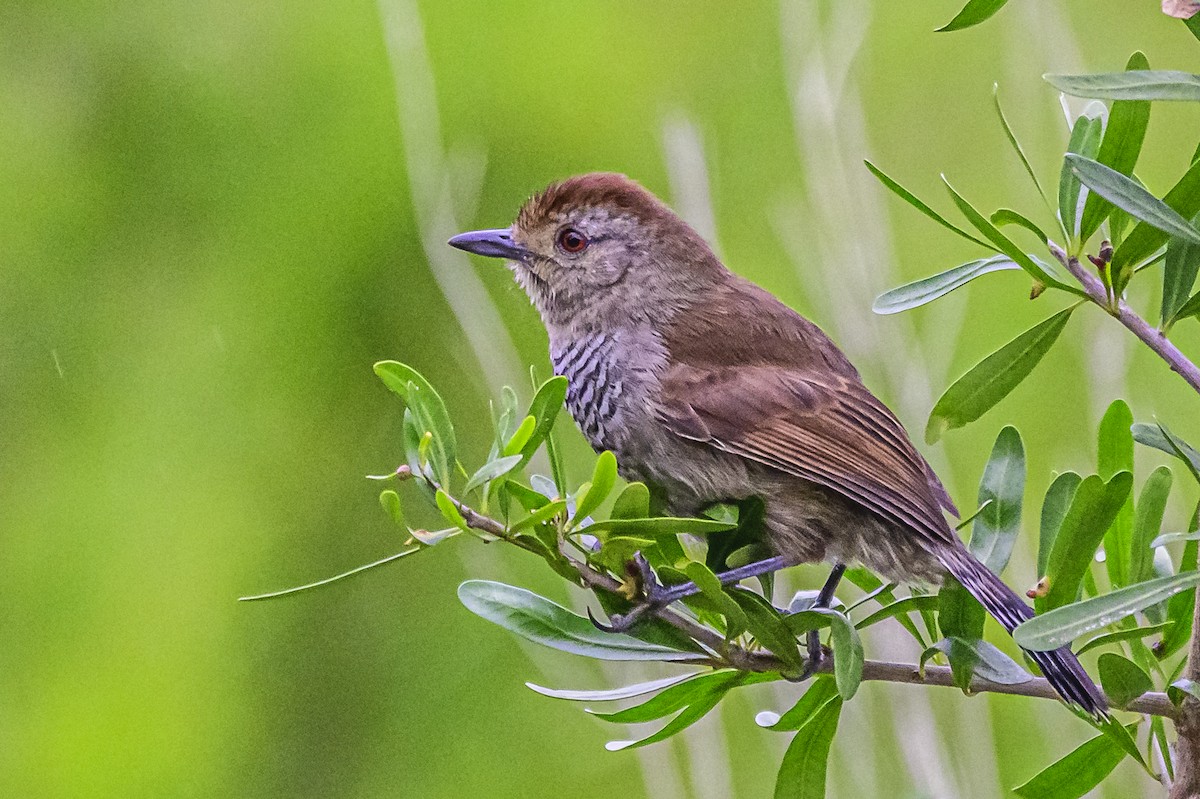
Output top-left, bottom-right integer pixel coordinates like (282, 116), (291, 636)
(556, 228), (589, 254)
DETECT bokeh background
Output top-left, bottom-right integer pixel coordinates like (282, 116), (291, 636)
(4, 1), (1200, 796)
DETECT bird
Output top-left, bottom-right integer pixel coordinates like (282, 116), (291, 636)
(447, 172), (1107, 718)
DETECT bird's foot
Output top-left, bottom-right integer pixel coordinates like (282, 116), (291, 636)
(588, 554), (666, 633)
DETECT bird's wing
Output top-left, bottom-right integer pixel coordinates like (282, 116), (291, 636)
(657, 362), (957, 549)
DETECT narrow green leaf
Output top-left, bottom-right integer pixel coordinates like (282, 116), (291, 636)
(872, 256), (1020, 315)
(458, 580), (699, 661)
(1039, 472), (1083, 576)
(936, 637), (1033, 685)
(1041, 471), (1134, 612)
(1012, 727), (1128, 799)
(435, 489), (469, 532)
(1132, 467), (1173, 583)
(590, 670), (749, 723)
(1045, 70), (1200, 102)
(938, 576), (986, 648)
(1164, 210), (1200, 326)
(855, 595), (939, 629)
(685, 561), (749, 638)
(1098, 400), (1135, 589)
(379, 489), (405, 528)
(813, 608), (864, 700)
(516, 376), (569, 467)
(864, 160), (994, 249)
(992, 84), (1048, 204)
(1097, 652), (1153, 707)
(581, 516), (738, 538)
(572, 450), (617, 525)
(1075, 622), (1173, 656)
(729, 588), (806, 673)
(970, 426), (1025, 575)
(1112, 156), (1200, 272)
(1016, 571), (1200, 650)
(1068, 155), (1200, 249)
(1159, 504), (1200, 659)
(501, 415), (537, 457)
(507, 500), (567, 533)
(462, 454), (524, 495)
(757, 678), (838, 731)
(603, 672), (767, 751)
(526, 673), (697, 702)
(773, 697), (842, 799)
(238, 547), (421, 601)
(990, 209), (1048, 244)
(943, 177), (1065, 288)
(1173, 290), (1200, 323)
(1079, 52), (1152, 243)
(374, 362), (457, 484)
(926, 307), (1075, 443)
(1059, 114), (1104, 242)
(936, 0), (1009, 32)
(1132, 421), (1200, 481)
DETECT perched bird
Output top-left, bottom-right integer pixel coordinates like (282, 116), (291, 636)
(448, 172), (1106, 717)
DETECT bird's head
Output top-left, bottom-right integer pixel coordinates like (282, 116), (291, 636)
(448, 173), (726, 331)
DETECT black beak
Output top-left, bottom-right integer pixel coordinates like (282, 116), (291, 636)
(447, 228), (529, 260)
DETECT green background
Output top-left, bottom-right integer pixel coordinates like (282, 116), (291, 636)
(4, 1), (1199, 796)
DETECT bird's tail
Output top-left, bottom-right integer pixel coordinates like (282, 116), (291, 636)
(939, 548), (1108, 719)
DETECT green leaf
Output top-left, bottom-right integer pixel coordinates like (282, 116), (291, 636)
(1039, 472), (1083, 577)
(1068, 155), (1200, 250)
(685, 561), (749, 638)
(1164, 211), (1200, 326)
(1159, 504), (1200, 659)
(1059, 114), (1103, 242)
(729, 588), (806, 673)
(507, 499), (567, 533)
(936, 637), (1033, 686)
(590, 670), (765, 723)
(935, 0), (1009, 32)
(1132, 422), (1200, 481)
(812, 608), (864, 700)
(756, 678), (839, 731)
(1075, 622), (1173, 656)
(992, 83), (1048, 204)
(1079, 53), (1152, 244)
(571, 450), (617, 525)
(938, 576), (986, 671)
(854, 595), (939, 630)
(1016, 571), (1200, 650)
(1045, 70), (1200, 102)
(773, 697), (842, 799)
(1169, 678), (1200, 705)
(526, 673), (698, 702)
(864, 160), (994, 249)
(926, 307), (1076, 443)
(1097, 652), (1153, 707)
(1132, 467), (1173, 583)
(990, 209), (1048, 244)
(435, 489), (469, 532)
(942, 177), (1067, 289)
(1040, 472), (1134, 612)
(611, 481), (651, 520)
(602, 672), (770, 751)
(1112, 156), (1200, 273)
(237, 547), (421, 601)
(872, 256), (1020, 315)
(501, 415), (537, 457)
(515, 376), (569, 466)
(1098, 400), (1136, 589)
(374, 362), (457, 485)
(581, 516), (738, 538)
(1012, 727), (1128, 799)
(970, 425), (1024, 575)
(462, 454), (524, 495)
(459, 580), (701, 661)
(1173, 290), (1200, 323)
(379, 489), (405, 528)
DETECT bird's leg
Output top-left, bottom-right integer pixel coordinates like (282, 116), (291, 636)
(796, 563), (847, 680)
(589, 555), (794, 633)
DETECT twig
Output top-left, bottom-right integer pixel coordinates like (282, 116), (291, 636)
(1169, 595), (1200, 798)
(1049, 242), (1200, 397)
(440, 482), (1181, 718)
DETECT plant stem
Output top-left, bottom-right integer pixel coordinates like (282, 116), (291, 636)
(1049, 242), (1200, 396)
(1169, 598), (1200, 799)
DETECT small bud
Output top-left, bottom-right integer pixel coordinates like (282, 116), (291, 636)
(395, 464), (413, 479)
(1026, 576), (1050, 599)
(1088, 254), (1107, 271)
(1029, 280), (1047, 300)
(1099, 240), (1114, 262)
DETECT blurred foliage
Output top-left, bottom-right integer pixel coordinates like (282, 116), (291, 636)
(4, 0), (1200, 797)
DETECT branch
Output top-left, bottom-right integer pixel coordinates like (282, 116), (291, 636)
(441, 483), (1180, 719)
(1050, 243), (1200, 397)
(1169, 592), (1200, 798)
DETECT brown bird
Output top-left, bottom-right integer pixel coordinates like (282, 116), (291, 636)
(448, 172), (1106, 717)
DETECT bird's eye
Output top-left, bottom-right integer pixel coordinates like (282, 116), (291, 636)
(556, 228), (589, 254)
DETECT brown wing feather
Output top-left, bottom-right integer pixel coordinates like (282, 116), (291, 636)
(658, 362), (958, 551)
